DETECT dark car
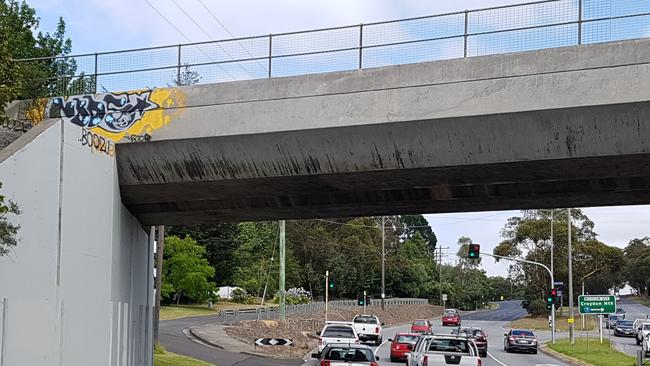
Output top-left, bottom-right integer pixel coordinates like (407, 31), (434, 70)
(606, 314), (624, 329)
(389, 333), (419, 362)
(311, 344), (379, 366)
(451, 326), (488, 357)
(504, 329), (538, 354)
(614, 320), (636, 337)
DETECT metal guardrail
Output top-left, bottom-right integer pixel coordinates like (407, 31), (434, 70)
(217, 298), (428, 324)
(12, 0), (650, 97)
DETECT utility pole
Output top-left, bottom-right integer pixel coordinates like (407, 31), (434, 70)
(153, 226), (164, 346)
(438, 246), (450, 307)
(279, 220), (286, 320)
(381, 216), (385, 310)
(567, 208), (575, 344)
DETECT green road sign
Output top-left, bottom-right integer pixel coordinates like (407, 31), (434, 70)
(578, 295), (616, 314)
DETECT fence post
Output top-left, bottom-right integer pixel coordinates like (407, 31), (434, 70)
(177, 44), (182, 84)
(358, 24), (364, 69)
(577, 0), (583, 45)
(268, 34), (273, 78)
(463, 10), (469, 57)
(93, 53), (98, 94)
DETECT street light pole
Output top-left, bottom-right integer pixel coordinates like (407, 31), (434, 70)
(482, 252), (556, 344)
(567, 208), (575, 344)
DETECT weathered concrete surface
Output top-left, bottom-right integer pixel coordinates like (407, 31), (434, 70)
(116, 38), (650, 224)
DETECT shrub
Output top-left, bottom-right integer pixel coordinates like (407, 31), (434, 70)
(231, 288), (248, 303)
(527, 299), (548, 316)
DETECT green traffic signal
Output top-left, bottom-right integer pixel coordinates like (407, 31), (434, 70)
(329, 281), (334, 289)
(468, 244), (480, 258)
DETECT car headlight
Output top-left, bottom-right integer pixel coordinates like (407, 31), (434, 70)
(616, 328), (622, 331)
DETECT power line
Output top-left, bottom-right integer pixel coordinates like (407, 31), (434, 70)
(196, 0), (268, 74)
(170, 0), (256, 78)
(143, 0), (237, 81)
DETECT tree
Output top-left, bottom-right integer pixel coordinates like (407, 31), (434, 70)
(171, 64), (201, 86)
(623, 237), (650, 296)
(162, 235), (216, 304)
(400, 215), (437, 252)
(0, 182), (20, 256)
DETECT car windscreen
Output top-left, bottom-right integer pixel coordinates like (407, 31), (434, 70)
(322, 326), (355, 338)
(354, 316), (377, 324)
(413, 320), (427, 326)
(609, 315), (621, 320)
(512, 330), (534, 336)
(618, 321), (633, 327)
(643, 324), (650, 330)
(427, 339), (469, 354)
(396, 335), (419, 343)
(443, 312), (457, 317)
(325, 347), (373, 361)
(472, 330), (485, 337)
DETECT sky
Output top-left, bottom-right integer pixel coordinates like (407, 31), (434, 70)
(26, 0), (650, 276)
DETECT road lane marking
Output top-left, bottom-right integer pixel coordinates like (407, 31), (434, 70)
(375, 338), (390, 354)
(487, 351), (508, 366)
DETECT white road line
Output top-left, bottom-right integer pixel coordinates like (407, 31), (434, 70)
(487, 351), (508, 366)
(375, 339), (390, 354)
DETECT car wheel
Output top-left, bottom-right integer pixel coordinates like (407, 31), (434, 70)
(532, 349), (538, 354)
(390, 357), (397, 363)
(480, 351), (487, 357)
(504, 343), (509, 352)
(637, 338), (641, 345)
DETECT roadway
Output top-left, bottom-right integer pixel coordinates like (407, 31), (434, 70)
(608, 297), (650, 357)
(302, 300), (570, 366)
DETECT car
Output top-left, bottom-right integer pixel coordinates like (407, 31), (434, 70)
(503, 329), (538, 354)
(635, 321), (650, 345)
(411, 319), (432, 334)
(442, 309), (461, 326)
(389, 333), (420, 363)
(406, 333), (481, 366)
(616, 307), (626, 315)
(311, 343), (379, 366)
(606, 314), (624, 329)
(451, 327), (488, 357)
(352, 314), (384, 345)
(613, 320), (636, 337)
(316, 321), (359, 354)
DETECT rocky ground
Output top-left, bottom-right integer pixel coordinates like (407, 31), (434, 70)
(224, 304), (443, 358)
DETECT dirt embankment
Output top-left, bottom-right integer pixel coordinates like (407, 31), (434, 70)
(224, 304), (442, 357)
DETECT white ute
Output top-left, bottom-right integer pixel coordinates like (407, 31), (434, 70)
(317, 321), (359, 354)
(407, 334), (482, 366)
(352, 315), (384, 345)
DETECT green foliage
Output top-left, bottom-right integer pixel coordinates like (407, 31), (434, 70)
(0, 182), (20, 256)
(171, 64), (201, 86)
(623, 237), (650, 296)
(493, 209), (624, 307)
(230, 288), (248, 303)
(526, 299), (548, 316)
(1, 1), (79, 100)
(162, 235), (216, 304)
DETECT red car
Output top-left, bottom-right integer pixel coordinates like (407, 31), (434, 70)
(389, 333), (419, 362)
(410, 319), (432, 333)
(442, 309), (461, 326)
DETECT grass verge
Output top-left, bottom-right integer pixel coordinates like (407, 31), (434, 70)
(547, 338), (636, 366)
(510, 315), (598, 331)
(154, 345), (214, 366)
(629, 295), (650, 307)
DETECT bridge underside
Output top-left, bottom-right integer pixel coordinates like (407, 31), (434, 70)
(118, 101), (650, 225)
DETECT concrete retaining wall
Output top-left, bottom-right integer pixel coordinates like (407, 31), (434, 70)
(0, 120), (152, 366)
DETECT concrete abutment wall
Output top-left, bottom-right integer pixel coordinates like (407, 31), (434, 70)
(0, 120), (153, 366)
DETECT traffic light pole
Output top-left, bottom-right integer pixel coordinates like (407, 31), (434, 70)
(481, 252), (556, 344)
(325, 270), (329, 322)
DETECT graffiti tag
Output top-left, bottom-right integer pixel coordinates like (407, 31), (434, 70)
(128, 134), (152, 143)
(1, 119), (33, 133)
(79, 128), (115, 157)
(48, 91), (159, 134)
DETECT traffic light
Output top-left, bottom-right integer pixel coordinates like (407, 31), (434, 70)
(546, 289), (557, 310)
(468, 244), (480, 259)
(329, 280), (334, 289)
(358, 297), (365, 306)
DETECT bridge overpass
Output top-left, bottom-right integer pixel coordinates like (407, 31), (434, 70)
(3, 36), (650, 366)
(53, 37), (650, 224)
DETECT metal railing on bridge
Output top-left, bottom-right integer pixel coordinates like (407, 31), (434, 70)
(12, 0), (650, 97)
(217, 298), (428, 324)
